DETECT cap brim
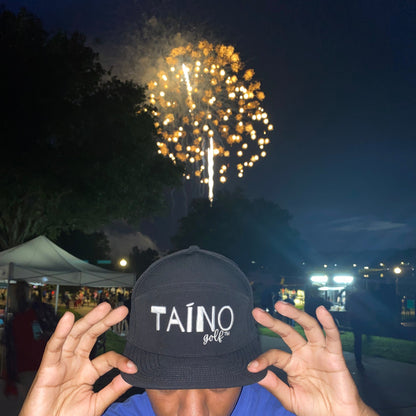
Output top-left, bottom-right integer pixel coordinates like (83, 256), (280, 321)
(121, 337), (267, 390)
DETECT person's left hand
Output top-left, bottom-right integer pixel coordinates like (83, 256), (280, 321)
(248, 301), (378, 416)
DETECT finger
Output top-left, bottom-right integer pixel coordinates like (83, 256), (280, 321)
(62, 302), (113, 355)
(257, 370), (293, 412)
(316, 305), (343, 355)
(94, 374), (133, 415)
(91, 351), (138, 377)
(275, 301), (326, 346)
(76, 306), (129, 355)
(252, 307), (307, 351)
(248, 349), (292, 373)
(40, 311), (75, 368)
(63, 302), (112, 353)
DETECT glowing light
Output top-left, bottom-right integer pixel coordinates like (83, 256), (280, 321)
(310, 275), (328, 284)
(182, 64), (193, 94)
(148, 40), (273, 201)
(207, 137), (214, 204)
(333, 275), (354, 284)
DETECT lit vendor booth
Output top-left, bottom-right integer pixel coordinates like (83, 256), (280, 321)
(306, 272), (355, 328)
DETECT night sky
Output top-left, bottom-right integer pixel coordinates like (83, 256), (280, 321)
(4, 0), (415, 255)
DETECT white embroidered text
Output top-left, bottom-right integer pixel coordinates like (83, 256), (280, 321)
(202, 329), (230, 345)
(150, 304), (234, 333)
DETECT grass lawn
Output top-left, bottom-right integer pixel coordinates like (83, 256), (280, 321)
(57, 305), (416, 364)
(258, 325), (416, 364)
(57, 305), (127, 354)
(57, 305), (84, 321)
(106, 329), (127, 353)
(103, 326), (416, 364)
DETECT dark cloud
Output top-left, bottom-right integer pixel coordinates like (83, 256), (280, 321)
(328, 217), (407, 232)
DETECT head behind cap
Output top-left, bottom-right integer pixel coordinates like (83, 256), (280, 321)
(121, 246), (266, 389)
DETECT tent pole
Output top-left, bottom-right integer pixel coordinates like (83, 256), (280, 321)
(55, 284), (60, 314)
(4, 262), (14, 325)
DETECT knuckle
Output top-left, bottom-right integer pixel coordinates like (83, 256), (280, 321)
(103, 350), (120, 362)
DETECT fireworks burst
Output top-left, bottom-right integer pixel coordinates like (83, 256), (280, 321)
(148, 40), (274, 202)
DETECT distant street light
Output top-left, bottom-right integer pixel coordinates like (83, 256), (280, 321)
(393, 266), (402, 295)
(119, 258), (128, 268)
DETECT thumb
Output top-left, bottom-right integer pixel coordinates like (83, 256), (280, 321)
(94, 374), (133, 415)
(91, 351), (137, 377)
(90, 351), (137, 415)
(257, 370), (293, 412)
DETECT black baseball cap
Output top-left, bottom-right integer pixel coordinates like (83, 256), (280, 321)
(121, 246), (267, 389)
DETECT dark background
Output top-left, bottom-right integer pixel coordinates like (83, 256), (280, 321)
(3, 0), (415, 256)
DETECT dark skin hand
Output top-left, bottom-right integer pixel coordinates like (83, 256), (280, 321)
(19, 302), (137, 416)
(19, 301), (378, 416)
(248, 301), (379, 416)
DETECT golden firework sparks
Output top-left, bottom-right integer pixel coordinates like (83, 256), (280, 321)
(150, 40), (273, 202)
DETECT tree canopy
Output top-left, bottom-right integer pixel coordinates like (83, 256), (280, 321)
(171, 189), (307, 276)
(129, 246), (160, 278)
(0, 8), (182, 249)
(56, 229), (111, 265)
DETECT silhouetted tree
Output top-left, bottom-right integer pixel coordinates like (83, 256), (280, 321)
(56, 230), (111, 264)
(0, 8), (182, 249)
(171, 189), (307, 275)
(129, 247), (160, 278)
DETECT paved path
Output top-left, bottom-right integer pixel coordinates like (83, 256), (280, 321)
(260, 335), (416, 416)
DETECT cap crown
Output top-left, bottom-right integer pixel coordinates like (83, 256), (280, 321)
(122, 246), (266, 389)
(127, 246), (257, 357)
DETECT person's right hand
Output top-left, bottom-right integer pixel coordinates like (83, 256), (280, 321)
(19, 302), (137, 416)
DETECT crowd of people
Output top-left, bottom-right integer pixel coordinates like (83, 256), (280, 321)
(37, 287), (133, 310)
(1, 282), (133, 394)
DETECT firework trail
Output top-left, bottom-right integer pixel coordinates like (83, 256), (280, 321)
(148, 40), (273, 203)
(98, 15), (274, 203)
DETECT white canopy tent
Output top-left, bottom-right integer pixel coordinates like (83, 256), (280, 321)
(0, 235), (135, 314)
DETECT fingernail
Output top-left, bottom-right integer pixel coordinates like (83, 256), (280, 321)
(127, 360), (137, 369)
(247, 360), (258, 369)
